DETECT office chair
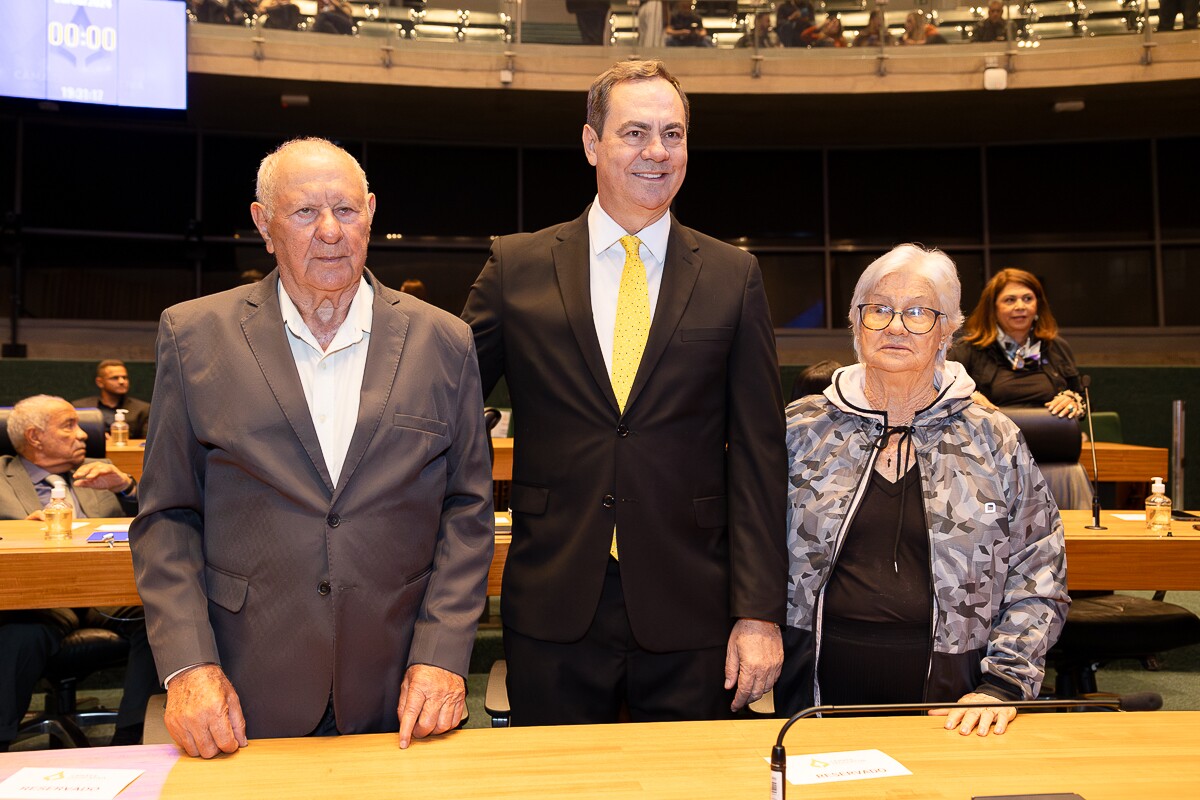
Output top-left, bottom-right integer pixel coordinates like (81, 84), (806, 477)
(1084, 411), (1123, 444)
(15, 622), (130, 748)
(1048, 594), (1200, 697)
(998, 406), (1082, 464)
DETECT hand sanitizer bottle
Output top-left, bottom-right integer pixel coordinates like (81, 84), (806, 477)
(1145, 477), (1172, 536)
(44, 485), (74, 540)
(111, 408), (129, 446)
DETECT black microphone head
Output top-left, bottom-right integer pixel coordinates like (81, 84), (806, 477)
(1118, 692), (1163, 712)
(1080, 374), (1091, 389)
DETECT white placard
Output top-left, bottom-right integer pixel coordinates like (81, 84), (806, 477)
(0, 767), (143, 799)
(1113, 513), (1146, 521)
(767, 749), (912, 785)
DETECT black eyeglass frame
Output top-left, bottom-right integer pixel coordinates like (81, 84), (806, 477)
(857, 304), (945, 335)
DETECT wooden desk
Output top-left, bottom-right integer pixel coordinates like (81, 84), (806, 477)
(0, 518), (140, 610)
(1080, 441), (1169, 483)
(1059, 509), (1200, 591)
(109, 438), (516, 483)
(2, 713), (1199, 799)
(105, 438), (1170, 493)
(5, 511), (1196, 610)
(492, 437), (513, 482)
(106, 439), (147, 481)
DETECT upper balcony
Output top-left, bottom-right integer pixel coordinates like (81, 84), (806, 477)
(183, 1), (1200, 144)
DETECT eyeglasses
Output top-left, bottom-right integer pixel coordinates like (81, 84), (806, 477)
(857, 304), (944, 335)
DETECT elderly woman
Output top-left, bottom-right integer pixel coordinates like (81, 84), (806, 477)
(776, 244), (1068, 736)
(948, 268), (1092, 509)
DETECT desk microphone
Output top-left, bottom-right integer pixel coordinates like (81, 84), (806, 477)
(769, 697), (1131, 800)
(1080, 375), (1107, 530)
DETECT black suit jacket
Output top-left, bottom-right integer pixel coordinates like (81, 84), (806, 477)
(464, 210), (786, 652)
(71, 395), (151, 439)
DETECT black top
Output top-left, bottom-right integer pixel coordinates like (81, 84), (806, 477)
(824, 464), (932, 625)
(949, 335), (1082, 406)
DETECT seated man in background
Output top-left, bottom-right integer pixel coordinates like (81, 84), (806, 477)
(973, 1), (1009, 42)
(736, 12), (783, 48)
(665, 0), (714, 46)
(313, 0), (355, 34)
(73, 359), (151, 439)
(0, 395), (157, 750)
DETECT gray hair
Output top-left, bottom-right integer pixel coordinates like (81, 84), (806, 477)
(848, 244), (963, 366)
(255, 138), (369, 219)
(6, 395), (66, 457)
(586, 60), (689, 137)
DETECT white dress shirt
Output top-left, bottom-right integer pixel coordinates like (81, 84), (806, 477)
(587, 198), (670, 376)
(278, 276), (374, 488)
(164, 277), (375, 688)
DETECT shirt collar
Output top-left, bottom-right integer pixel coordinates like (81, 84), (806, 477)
(588, 197), (671, 265)
(20, 457), (56, 485)
(277, 276), (374, 355)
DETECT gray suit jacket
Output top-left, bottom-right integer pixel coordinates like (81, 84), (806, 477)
(0, 456), (136, 520)
(129, 269), (493, 739)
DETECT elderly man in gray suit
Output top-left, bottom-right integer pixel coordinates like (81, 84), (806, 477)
(130, 138), (493, 759)
(1, 395), (154, 750)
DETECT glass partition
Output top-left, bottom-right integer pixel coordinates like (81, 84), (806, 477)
(186, 1), (514, 46)
(184, 0), (1167, 48)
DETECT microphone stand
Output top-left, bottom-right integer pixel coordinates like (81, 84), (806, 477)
(770, 698), (1123, 799)
(1080, 375), (1107, 530)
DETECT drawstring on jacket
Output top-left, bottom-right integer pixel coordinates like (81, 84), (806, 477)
(873, 424), (915, 573)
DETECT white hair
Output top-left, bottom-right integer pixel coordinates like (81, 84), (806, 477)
(6, 395), (67, 457)
(848, 244), (963, 366)
(255, 137), (369, 219)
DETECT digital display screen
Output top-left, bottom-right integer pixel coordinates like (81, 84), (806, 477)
(0, 0), (187, 110)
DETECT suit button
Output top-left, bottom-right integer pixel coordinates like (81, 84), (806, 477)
(616, 424), (629, 437)
(327, 514), (341, 528)
(602, 494), (615, 508)
(318, 580), (332, 596)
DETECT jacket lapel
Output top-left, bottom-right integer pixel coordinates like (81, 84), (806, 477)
(240, 270), (335, 493)
(332, 272), (406, 501)
(624, 216), (701, 414)
(4, 458), (43, 517)
(553, 209), (621, 415)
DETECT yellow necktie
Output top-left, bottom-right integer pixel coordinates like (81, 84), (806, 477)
(610, 234), (650, 560)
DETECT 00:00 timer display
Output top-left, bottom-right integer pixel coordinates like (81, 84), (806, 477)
(48, 22), (117, 51)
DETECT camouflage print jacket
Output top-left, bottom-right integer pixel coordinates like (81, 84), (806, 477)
(785, 360), (1069, 702)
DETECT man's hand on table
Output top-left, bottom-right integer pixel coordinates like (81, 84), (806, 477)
(724, 618), (783, 712)
(166, 664), (248, 758)
(397, 664), (466, 749)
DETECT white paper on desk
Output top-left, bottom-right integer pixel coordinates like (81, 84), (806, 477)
(766, 749), (912, 785)
(0, 767), (143, 799)
(94, 524), (130, 533)
(1113, 513), (1146, 521)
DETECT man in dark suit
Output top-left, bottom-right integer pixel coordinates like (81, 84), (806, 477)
(463, 60), (786, 725)
(130, 138), (494, 758)
(1, 395), (153, 750)
(72, 359), (152, 439)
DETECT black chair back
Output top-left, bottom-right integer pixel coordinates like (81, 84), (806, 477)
(998, 406), (1082, 464)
